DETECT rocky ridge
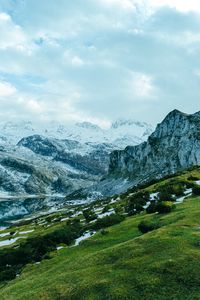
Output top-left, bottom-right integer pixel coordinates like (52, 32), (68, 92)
(108, 110), (200, 185)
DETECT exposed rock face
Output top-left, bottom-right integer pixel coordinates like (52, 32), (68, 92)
(18, 135), (115, 175)
(0, 144), (99, 196)
(108, 110), (200, 185)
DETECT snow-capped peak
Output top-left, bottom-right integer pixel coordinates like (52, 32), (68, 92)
(76, 122), (101, 131)
(111, 119), (150, 129)
(0, 118), (154, 149)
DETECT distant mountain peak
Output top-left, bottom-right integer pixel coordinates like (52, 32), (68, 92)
(111, 119), (150, 129)
(160, 109), (188, 124)
(193, 111), (200, 117)
(0, 117), (153, 148)
(75, 122), (101, 130)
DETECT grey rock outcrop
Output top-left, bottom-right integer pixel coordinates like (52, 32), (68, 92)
(108, 110), (200, 185)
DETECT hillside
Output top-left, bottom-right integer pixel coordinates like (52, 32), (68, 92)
(1, 166), (200, 299)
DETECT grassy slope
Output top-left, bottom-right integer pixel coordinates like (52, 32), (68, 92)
(1, 194), (200, 300)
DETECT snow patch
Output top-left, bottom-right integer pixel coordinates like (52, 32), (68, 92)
(0, 236), (26, 247)
(72, 231), (96, 247)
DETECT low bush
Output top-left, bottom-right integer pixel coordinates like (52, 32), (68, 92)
(146, 201), (175, 214)
(102, 205), (111, 213)
(158, 191), (175, 202)
(126, 191), (150, 215)
(100, 229), (109, 235)
(138, 220), (160, 234)
(158, 182), (184, 198)
(83, 209), (97, 222)
(146, 202), (158, 214)
(188, 175), (200, 181)
(91, 214), (125, 230)
(156, 201), (175, 214)
(192, 185), (200, 196)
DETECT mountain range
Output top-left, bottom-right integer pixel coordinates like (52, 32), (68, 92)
(0, 119), (153, 197)
(1, 109), (200, 204)
(72, 109), (200, 198)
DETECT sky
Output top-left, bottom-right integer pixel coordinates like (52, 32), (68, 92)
(0, 0), (200, 127)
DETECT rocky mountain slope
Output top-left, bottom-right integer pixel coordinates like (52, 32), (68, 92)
(0, 119), (152, 196)
(0, 144), (99, 196)
(107, 110), (200, 191)
(76, 110), (200, 198)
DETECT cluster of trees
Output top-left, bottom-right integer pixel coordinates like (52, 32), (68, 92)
(146, 201), (175, 214)
(125, 191), (150, 216)
(90, 214), (125, 230)
(0, 220), (82, 283)
(158, 182), (185, 199)
(82, 209), (97, 222)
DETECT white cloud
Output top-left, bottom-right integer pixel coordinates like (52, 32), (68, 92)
(128, 72), (155, 98)
(149, 0), (200, 13)
(0, 1), (199, 125)
(71, 56), (85, 67)
(0, 12), (33, 53)
(0, 12), (10, 21)
(0, 81), (16, 97)
(26, 99), (43, 113)
(100, 0), (136, 10)
(63, 51), (85, 68)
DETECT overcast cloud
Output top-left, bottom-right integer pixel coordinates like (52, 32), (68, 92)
(0, 0), (200, 127)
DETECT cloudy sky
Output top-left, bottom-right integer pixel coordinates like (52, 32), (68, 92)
(0, 0), (200, 127)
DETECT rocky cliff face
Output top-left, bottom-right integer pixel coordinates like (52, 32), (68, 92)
(18, 135), (113, 175)
(0, 144), (99, 196)
(108, 110), (200, 186)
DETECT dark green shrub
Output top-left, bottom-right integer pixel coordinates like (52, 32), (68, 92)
(102, 205), (111, 213)
(192, 185), (200, 196)
(138, 220), (160, 234)
(158, 182), (185, 198)
(100, 229), (109, 235)
(188, 175), (200, 181)
(158, 191), (175, 202)
(91, 214), (125, 230)
(146, 201), (175, 214)
(172, 184), (185, 197)
(146, 202), (157, 214)
(156, 201), (175, 214)
(83, 209), (97, 222)
(114, 206), (123, 214)
(0, 222), (83, 283)
(126, 191), (150, 215)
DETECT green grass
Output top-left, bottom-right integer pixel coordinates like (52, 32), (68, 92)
(1, 195), (200, 300)
(1, 166), (200, 299)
